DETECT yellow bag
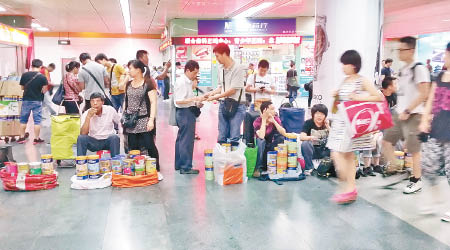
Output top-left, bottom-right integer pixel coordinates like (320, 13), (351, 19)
(51, 115), (80, 160)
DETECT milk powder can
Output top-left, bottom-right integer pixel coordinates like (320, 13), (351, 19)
(87, 155), (100, 179)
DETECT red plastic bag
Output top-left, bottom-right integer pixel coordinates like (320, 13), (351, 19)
(223, 164), (244, 185)
(0, 169), (58, 191)
(340, 101), (393, 138)
(111, 172), (158, 188)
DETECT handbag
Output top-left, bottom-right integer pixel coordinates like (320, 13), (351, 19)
(121, 83), (148, 128)
(189, 106), (201, 118)
(82, 68), (113, 106)
(51, 80), (65, 105)
(222, 69), (244, 119)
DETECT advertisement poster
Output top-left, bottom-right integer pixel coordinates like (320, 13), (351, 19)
(192, 45), (212, 87)
(175, 46), (188, 63)
(418, 32), (450, 73)
(198, 19), (296, 35)
(299, 38), (314, 97)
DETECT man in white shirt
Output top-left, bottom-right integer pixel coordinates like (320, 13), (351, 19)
(382, 36), (431, 194)
(173, 60), (206, 174)
(243, 59), (276, 145)
(206, 43), (247, 146)
(77, 92), (121, 157)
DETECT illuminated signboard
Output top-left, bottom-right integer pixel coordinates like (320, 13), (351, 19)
(172, 36), (302, 46)
(0, 23), (29, 46)
(159, 39), (172, 51)
(198, 19), (296, 35)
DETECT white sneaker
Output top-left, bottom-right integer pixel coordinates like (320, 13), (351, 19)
(403, 179), (423, 194)
(304, 169), (313, 176)
(158, 172), (164, 181)
(441, 211), (450, 222)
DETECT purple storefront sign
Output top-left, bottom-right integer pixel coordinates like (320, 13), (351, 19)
(198, 19), (296, 35)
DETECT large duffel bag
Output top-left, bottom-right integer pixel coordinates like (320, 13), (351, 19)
(279, 107), (305, 133)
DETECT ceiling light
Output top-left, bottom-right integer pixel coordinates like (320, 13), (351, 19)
(0, 5), (6, 12)
(37, 27), (49, 31)
(443, 19), (450, 22)
(234, 2), (274, 19)
(120, 0), (131, 34)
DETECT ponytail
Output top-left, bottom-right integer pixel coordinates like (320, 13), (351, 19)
(65, 61), (80, 72)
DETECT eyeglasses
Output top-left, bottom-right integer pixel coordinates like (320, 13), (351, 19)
(396, 48), (413, 51)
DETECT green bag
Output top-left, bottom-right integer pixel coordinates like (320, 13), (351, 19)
(51, 114), (80, 160)
(245, 146), (258, 178)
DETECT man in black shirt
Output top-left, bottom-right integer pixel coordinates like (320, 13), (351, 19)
(17, 59), (49, 144)
(299, 104), (330, 175)
(380, 58), (393, 80)
(381, 76), (397, 110)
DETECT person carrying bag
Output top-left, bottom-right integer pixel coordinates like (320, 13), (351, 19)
(82, 67), (113, 107)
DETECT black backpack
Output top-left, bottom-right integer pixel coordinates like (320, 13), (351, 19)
(317, 157), (336, 178)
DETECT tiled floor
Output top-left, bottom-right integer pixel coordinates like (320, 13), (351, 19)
(1, 96), (449, 250)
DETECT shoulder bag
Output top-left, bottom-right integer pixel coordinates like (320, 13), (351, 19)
(222, 69), (244, 119)
(121, 82), (149, 128)
(82, 68), (113, 106)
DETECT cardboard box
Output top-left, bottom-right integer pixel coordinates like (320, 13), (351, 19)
(0, 80), (23, 97)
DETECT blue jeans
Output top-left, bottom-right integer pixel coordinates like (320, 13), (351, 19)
(288, 86), (299, 104)
(111, 94), (124, 111)
(301, 141), (330, 170)
(175, 108), (196, 170)
(218, 102), (246, 145)
(20, 101), (43, 125)
(77, 134), (120, 157)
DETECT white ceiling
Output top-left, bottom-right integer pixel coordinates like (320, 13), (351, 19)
(0, 0), (315, 34)
(0, 0), (448, 36)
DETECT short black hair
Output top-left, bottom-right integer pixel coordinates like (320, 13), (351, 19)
(48, 63), (55, 69)
(65, 61), (80, 72)
(311, 104), (328, 118)
(136, 50), (148, 60)
(213, 43), (230, 56)
(79, 53), (91, 62)
(340, 50), (361, 73)
(175, 62), (181, 66)
(385, 58), (393, 64)
(399, 36), (417, 50)
(382, 76), (397, 89)
(31, 59), (43, 68)
(90, 92), (105, 101)
(108, 58), (117, 64)
(290, 60), (295, 67)
(184, 60), (199, 73)
(258, 59), (269, 69)
(95, 53), (108, 62)
(260, 101), (273, 114)
(447, 42), (450, 52)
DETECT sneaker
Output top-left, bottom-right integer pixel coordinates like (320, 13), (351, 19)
(33, 138), (45, 145)
(403, 179), (423, 194)
(304, 169), (313, 176)
(373, 165), (384, 174)
(363, 167), (376, 177)
(17, 137), (26, 144)
(441, 211), (450, 222)
(157, 172), (164, 181)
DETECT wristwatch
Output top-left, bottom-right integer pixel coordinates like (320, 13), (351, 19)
(403, 109), (411, 115)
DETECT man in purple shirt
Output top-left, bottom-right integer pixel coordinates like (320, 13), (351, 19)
(253, 101), (292, 178)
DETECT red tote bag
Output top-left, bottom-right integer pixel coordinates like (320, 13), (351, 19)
(339, 101), (393, 138)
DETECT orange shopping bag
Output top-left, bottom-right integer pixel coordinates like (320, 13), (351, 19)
(112, 172), (158, 188)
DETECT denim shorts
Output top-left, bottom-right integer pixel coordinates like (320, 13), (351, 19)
(20, 101), (43, 125)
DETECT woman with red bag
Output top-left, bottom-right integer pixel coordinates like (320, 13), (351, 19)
(326, 50), (384, 204)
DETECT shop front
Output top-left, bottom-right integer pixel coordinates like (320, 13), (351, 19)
(163, 18), (313, 93)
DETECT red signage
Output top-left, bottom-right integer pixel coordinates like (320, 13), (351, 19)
(172, 36), (302, 46)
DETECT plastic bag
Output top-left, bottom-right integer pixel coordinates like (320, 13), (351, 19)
(244, 146), (258, 178)
(111, 172), (158, 188)
(70, 173), (112, 190)
(51, 114), (81, 160)
(339, 101), (393, 138)
(213, 142), (247, 185)
(0, 169), (58, 191)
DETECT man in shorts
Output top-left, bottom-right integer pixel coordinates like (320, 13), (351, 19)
(382, 36), (431, 194)
(17, 59), (49, 144)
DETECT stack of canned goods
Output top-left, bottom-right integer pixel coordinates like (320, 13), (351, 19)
(3, 155), (55, 176)
(75, 150), (158, 180)
(204, 149), (214, 180)
(285, 135), (298, 175)
(267, 151), (277, 176)
(277, 144), (288, 175)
